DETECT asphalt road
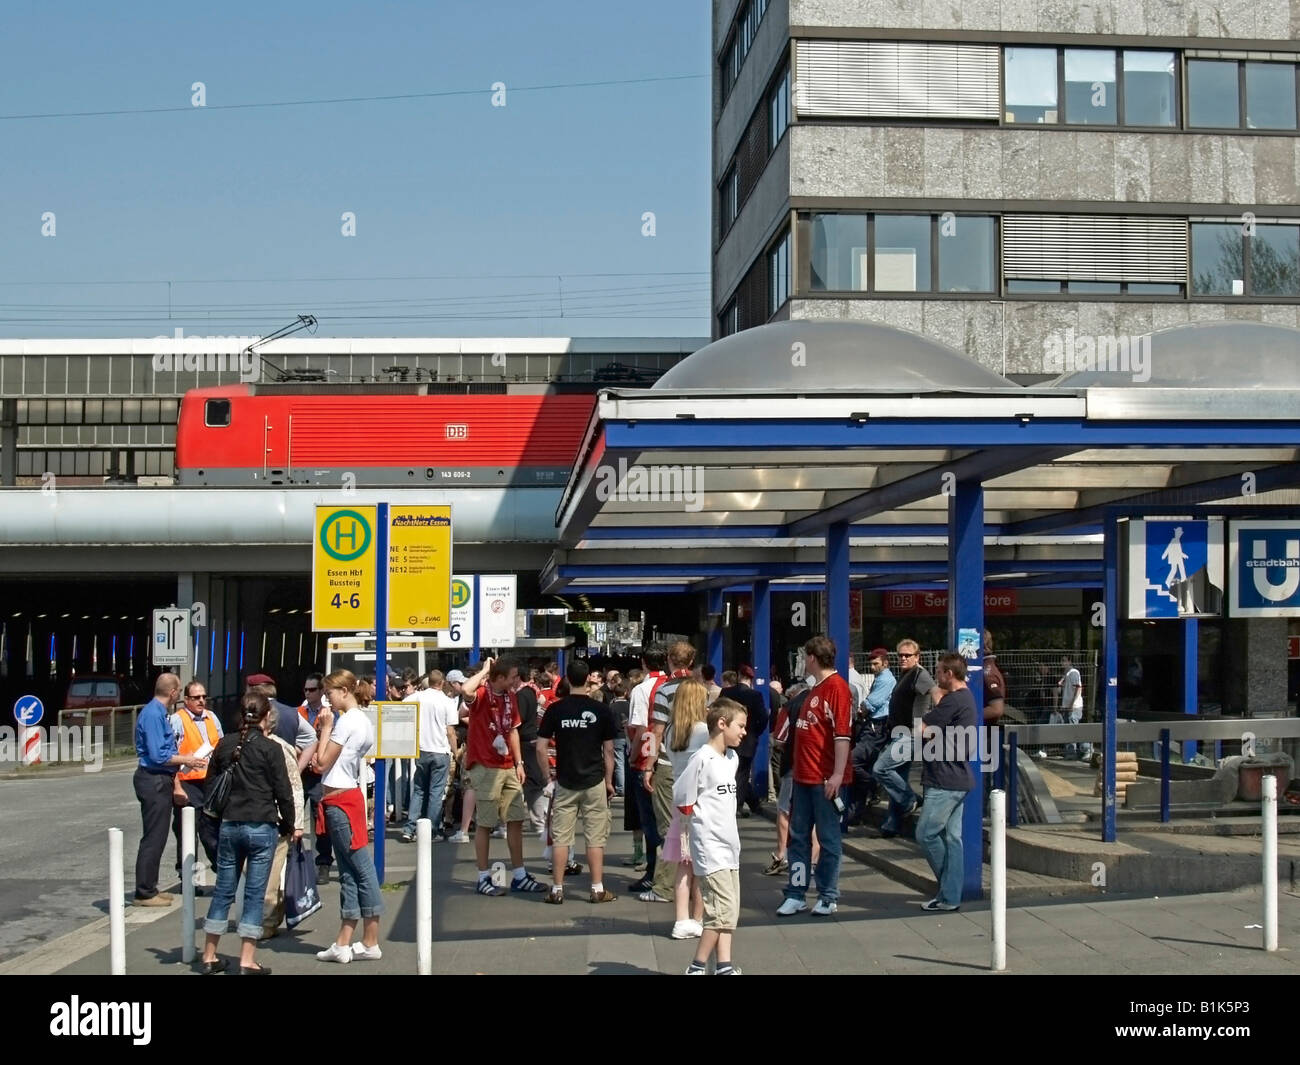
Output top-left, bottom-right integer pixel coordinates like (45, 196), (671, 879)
(0, 758), (154, 963)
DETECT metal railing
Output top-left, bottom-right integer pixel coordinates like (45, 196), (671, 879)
(56, 704), (143, 757)
(1001, 716), (1300, 827)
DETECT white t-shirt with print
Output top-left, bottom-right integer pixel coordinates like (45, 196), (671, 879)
(628, 674), (657, 730)
(675, 744), (740, 876)
(322, 707), (374, 790)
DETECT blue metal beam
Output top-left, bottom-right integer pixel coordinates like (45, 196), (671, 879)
(827, 522), (850, 676)
(948, 482), (985, 903)
(604, 419), (1300, 451)
(787, 446), (1074, 536)
(1102, 512), (1119, 844)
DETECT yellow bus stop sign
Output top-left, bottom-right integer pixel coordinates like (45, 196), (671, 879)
(313, 506), (378, 632)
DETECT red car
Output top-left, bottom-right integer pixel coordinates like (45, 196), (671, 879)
(63, 675), (144, 711)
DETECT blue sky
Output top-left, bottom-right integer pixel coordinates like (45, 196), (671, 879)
(0, 0), (711, 338)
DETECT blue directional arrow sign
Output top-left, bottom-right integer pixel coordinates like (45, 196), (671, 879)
(14, 694), (44, 727)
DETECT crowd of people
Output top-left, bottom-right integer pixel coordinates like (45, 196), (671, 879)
(132, 634), (991, 974)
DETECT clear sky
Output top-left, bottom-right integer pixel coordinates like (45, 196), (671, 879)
(0, 0), (712, 339)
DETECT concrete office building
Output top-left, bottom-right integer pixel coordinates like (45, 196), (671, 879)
(712, 0), (1300, 376)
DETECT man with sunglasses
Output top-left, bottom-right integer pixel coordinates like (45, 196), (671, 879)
(170, 680), (223, 875)
(297, 672), (334, 882)
(873, 639), (935, 839)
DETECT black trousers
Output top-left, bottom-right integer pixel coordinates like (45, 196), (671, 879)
(736, 754), (762, 813)
(171, 779), (221, 869)
(133, 768), (175, 899)
(303, 771), (332, 867)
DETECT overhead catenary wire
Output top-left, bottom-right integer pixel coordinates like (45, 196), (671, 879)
(0, 73), (707, 123)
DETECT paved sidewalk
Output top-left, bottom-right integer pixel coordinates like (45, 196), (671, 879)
(29, 804), (1300, 976)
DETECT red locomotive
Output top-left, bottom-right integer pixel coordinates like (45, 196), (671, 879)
(175, 383), (598, 487)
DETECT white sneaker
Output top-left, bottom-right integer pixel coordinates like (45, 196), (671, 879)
(448, 830), (470, 843)
(1035, 750), (1047, 760)
(351, 942), (383, 961)
(491, 825), (507, 839)
(776, 898), (808, 917)
(316, 942), (352, 964)
(811, 898), (838, 917)
(670, 919), (703, 940)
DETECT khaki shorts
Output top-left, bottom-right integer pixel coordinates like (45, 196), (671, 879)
(701, 868), (741, 931)
(550, 781), (611, 849)
(467, 764), (527, 829)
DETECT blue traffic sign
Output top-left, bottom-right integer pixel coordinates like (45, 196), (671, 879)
(14, 695), (44, 727)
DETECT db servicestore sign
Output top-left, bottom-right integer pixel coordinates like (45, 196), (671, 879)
(882, 590), (1017, 616)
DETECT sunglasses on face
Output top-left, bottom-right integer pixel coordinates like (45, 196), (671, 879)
(188, 694), (208, 701)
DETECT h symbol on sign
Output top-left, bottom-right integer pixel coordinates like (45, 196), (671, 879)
(333, 521), (359, 551)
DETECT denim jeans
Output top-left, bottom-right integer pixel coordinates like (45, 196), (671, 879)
(915, 787), (968, 907)
(784, 782), (843, 903)
(387, 759), (412, 815)
(406, 752), (451, 834)
(612, 736), (627, 793)
(203, 821), (279, 939)
(326, 804), (384, 920)
(873, 733), (916, 833)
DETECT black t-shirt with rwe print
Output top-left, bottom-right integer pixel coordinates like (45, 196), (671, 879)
(537, 695), (617, 790)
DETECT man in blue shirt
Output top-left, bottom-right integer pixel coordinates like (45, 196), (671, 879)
(133, 672), (196, 906)
(850, 649), (895, 817)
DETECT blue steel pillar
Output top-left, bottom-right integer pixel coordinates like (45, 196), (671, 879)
(374, 502), (389, 884)
(1183, 618), (1199, 763)
(826, 521), (850, 676)
(948, 481), (984, 902)
(752, 580), (771, 798)
(1102, 512), (1120, 843)
(707, 588), (724, 677)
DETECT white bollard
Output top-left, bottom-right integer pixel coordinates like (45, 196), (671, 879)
(108, 827), (126, 975)
(990, 788), (1006, 972)
(417, 817), (432, 975)
(181, 807), (196, 963)
(1263, 774), (1278, 952)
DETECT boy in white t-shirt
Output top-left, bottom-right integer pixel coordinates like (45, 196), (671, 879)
(675, 698), (747, 976)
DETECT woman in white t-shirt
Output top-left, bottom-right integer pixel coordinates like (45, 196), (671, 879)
(310, 669), (383, 964)
(661, 679), (711, 942)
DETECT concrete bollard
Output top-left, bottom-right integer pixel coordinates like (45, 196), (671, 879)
(1263, 774), (1278, 952)
(990, 789), (1006, 972)
(108, 827), (126, 975)
(417, 817), (432, 975)
(181, 807), (196, 963)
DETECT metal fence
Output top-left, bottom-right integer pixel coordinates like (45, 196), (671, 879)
(55, 704), (143, 757)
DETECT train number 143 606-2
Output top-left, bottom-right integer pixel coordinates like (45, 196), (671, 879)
(441, 470), (471, 479)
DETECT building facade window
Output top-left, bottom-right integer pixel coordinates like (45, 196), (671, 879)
(719, 0), (770, 103)
(1004, 46), (1059, 123)
(1192, 221), (1300, 296)
(769, 229), (791, 313)
(720, 166), (739, 234)
(1188, 58), (1299, 130)
(769, 64), (789, 149)
(1122, 50), (1177, 126)
(809, 212), (996, 294)
(1063, 49), (1117, 125)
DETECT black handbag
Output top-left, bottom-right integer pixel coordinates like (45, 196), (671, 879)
(201, 740), (243, 819)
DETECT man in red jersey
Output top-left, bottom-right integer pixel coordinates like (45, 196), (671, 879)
(776, 635), (852, 918)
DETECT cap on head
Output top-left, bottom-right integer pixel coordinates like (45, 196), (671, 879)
(739, 664), (756, 679)
(446, 669), (467, 684)
(870, 647), (890, 661)
(245, 673), (274, 687)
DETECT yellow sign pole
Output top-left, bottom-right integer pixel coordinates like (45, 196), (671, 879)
(313, 506), (378, 632)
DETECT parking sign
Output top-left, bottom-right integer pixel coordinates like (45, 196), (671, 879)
(152, 608), (191, 666)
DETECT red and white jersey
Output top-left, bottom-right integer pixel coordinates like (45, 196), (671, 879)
(792, 673), (853, 787)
